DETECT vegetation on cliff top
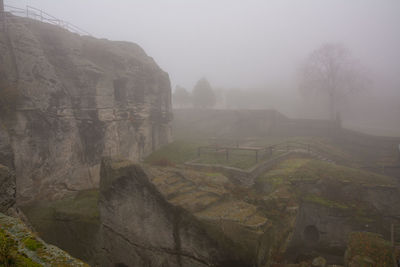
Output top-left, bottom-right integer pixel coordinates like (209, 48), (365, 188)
(0, 213), (89, 267)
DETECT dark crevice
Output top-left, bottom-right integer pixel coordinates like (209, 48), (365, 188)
(102, 223), (210, 266)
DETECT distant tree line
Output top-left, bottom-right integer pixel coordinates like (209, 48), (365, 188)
(173, 77), (216, 108)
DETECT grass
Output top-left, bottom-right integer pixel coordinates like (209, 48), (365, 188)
(257, 157), (396, 187)
(292, 160), (396, 186)
(145, 135), (393, 172)
(144, 140), (203, 165)
(256, 158), (311, 186)
(145, 138), (288, 169)
(23, 237), (43, 251)
(195, 149), (284, 170)
(303, 194), (349, 210)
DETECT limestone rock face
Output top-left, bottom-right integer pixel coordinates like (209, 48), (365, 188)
(0, 164), (16, 213)
(97, 157), (248, 267)
(0, 16), (172, 201)
(0, 126), (14, 170)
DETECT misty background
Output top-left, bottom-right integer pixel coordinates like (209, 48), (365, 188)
(5, 0), (400, 135)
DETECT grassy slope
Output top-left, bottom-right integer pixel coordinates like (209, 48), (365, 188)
(256, 158), (396, 187)
(144, 140), (203, 165)
(144, 136), (366, 170)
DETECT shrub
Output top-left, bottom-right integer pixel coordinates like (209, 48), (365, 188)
(23, 237), (43, 251)
(0, 229), (16, 267)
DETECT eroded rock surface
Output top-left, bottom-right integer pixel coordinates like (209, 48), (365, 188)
(97, 157), (272, 267)
(145, 166), (274, 266)
(0, 16), (172, 202)
(0, 164), (16, 213)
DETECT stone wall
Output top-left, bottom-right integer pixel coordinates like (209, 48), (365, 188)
(0, 16), (172, 202)
(173, 108), (342, 139)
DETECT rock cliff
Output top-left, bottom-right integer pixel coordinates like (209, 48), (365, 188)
(0, 16), (172, 202)
(97, 157), (261, 267)
(0, 164), (16, 213)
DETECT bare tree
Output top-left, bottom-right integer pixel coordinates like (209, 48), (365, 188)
(299, 43), (368, 120)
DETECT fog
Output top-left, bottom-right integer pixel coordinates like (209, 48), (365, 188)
(6, 0), (400, 135)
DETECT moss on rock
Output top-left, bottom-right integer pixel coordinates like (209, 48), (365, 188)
(0, 212), (89, 266)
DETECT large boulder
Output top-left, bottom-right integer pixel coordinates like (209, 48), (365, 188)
(96, 157), (259, 267)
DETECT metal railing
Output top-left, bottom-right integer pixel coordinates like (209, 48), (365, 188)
(1, 4), (90, 36)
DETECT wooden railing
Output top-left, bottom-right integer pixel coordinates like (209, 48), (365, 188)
(1, 4), (90, 36)
(198, 141), (315, 164)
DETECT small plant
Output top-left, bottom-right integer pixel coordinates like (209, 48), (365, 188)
(23, 237), (43, 252)
(0, 229), (16, 267)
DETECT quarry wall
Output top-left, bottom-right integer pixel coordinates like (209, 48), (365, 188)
(0, 16), (172, 202)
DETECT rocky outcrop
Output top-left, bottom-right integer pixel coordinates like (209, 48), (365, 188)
(97, 157), (265, 267)
(0, 164), (16, 213)
(286, 176), (400, 263)
(0, 212), (90, 266)
(0, 16), (172, 202)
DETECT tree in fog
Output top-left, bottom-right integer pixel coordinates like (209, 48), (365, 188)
(172, 85), (191, 108)
(192, 78), (216, 108)
(299, 43), (368, 120)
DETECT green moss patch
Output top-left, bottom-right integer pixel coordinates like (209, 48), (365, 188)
(23, 237), (43, 251)
(145, 140), (203, 165)
(303, 194), (349, 210)
(257, 157), (396, 187)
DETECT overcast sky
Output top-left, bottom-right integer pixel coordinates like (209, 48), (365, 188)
(5, 0), (400, 93)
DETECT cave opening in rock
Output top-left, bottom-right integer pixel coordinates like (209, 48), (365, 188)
(303, 225), (320, 244)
